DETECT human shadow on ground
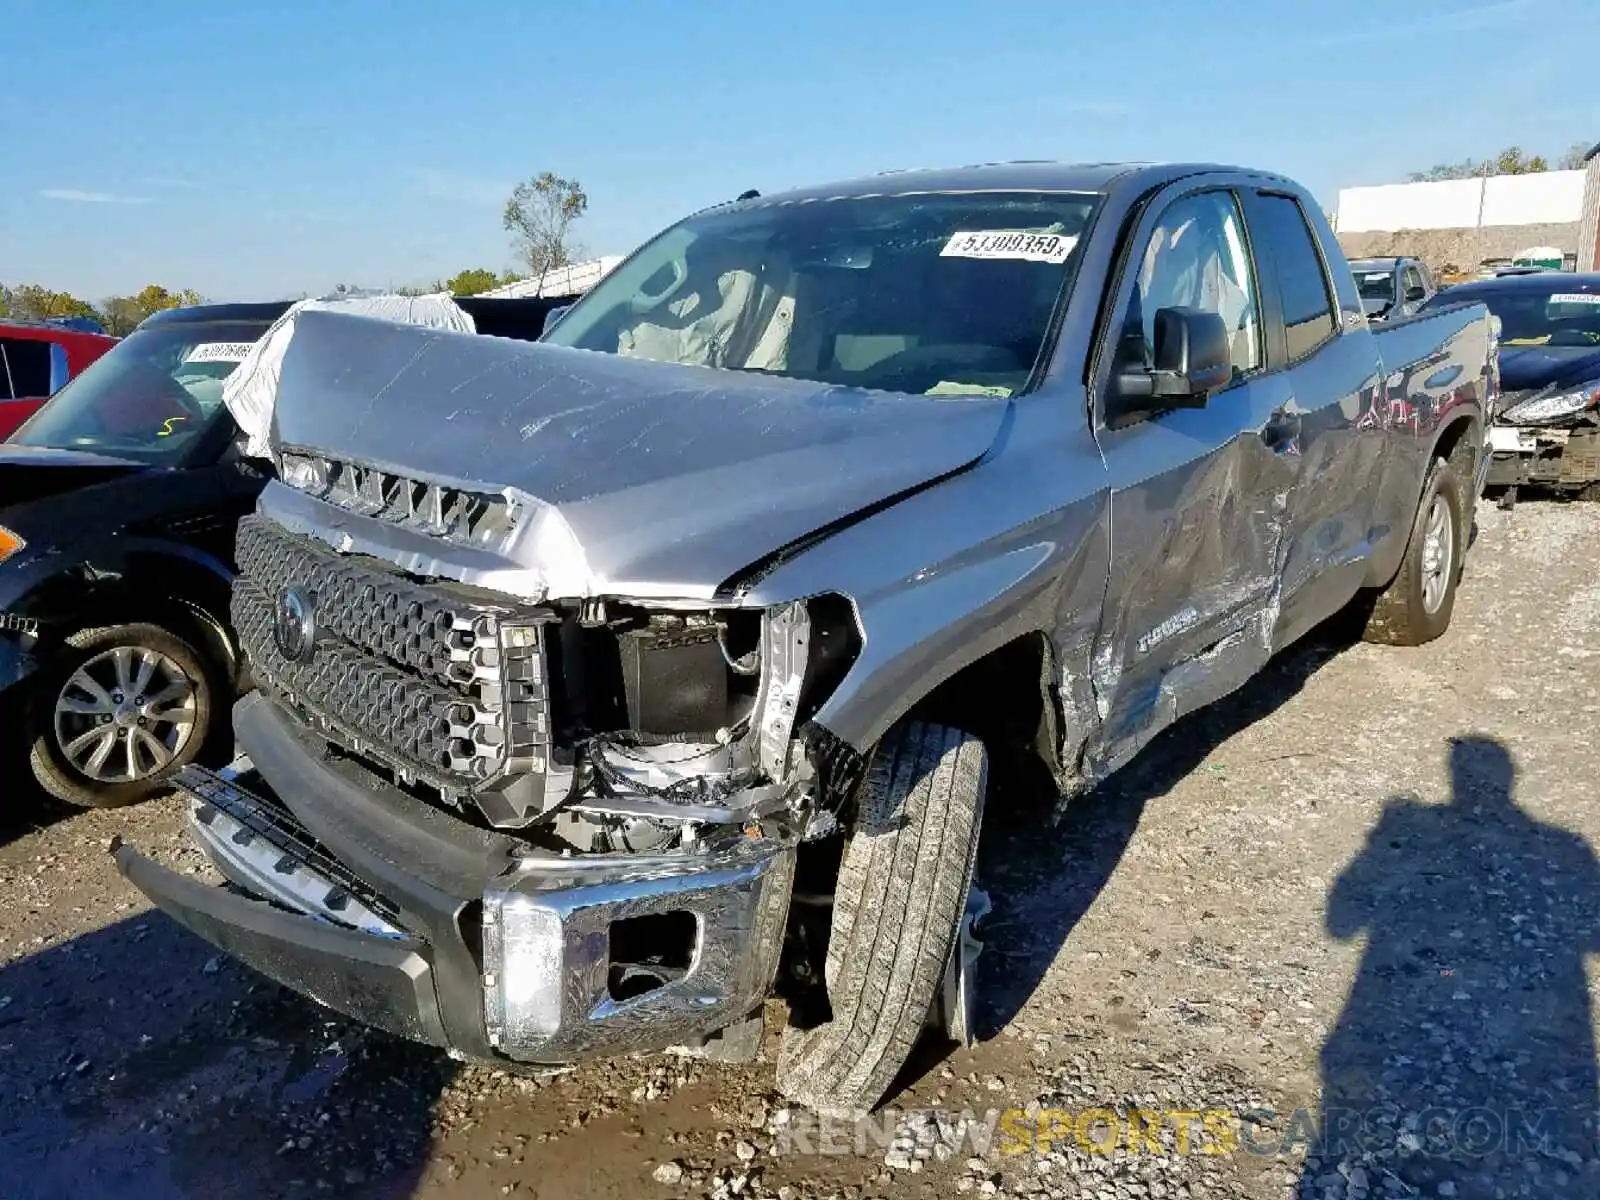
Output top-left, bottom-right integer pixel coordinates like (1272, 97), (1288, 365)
(0, 909), (456, 1200)
(1298, 735), (1600, 1199)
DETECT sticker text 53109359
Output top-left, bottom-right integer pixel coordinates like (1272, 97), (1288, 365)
(941, 230), (1078, 265)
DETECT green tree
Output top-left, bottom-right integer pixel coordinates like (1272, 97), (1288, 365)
(99, 296), (147, 336)
(444, 267), (501, 296)
(97, 283), (204, 336)
(1492, 146), (1547, 175)
(503, 172), (588, 276)
(1408, 144), (1563, 183)
(2, 283), (102, 323)
(1409, 159), (1481, 182)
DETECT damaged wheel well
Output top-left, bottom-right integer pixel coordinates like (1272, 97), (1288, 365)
(1435, 414), (1480, 485)
(906, 632), (1063, 791)
(53, 563), (241, 691)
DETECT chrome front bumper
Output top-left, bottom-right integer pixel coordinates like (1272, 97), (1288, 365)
(133, 758), (797, 1064)
(482, 835), (795, 1060)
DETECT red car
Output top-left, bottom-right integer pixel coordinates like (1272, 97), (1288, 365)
(0, 320), (119, 439)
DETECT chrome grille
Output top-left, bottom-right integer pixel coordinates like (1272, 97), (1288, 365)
(277, 451), (520, 552)
(233, 515), (552, 812)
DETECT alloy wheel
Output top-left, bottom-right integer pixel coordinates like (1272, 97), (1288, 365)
(53, 645), (198, 783)
(1420, 494), (1454, 615)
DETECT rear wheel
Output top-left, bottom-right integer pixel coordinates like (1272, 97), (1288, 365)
(1360, 458), (1466, 646)
(776, 720), (987, 1118)
(27, 624), (223, 808)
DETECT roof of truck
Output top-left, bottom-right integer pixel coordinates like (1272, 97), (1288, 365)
(728, 161), (1280, 208)
(140, 301), (295, 328)
(1434, 272), (1600, 299)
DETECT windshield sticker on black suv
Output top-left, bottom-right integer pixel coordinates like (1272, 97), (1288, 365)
(1550, 293), (1600, 306)
(182, 342), (255, 363)
(940, 230), (1078, 264)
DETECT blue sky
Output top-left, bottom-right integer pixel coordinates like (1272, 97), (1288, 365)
(2, 0), (1597, 302)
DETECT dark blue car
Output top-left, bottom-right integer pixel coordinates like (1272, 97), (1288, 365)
(1424, 272), (1600, 497)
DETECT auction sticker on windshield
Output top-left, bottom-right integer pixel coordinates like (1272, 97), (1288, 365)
(1549, 293), (1600, 305)
(941, 230), (1078, 264)
(183, 342), (255, 363)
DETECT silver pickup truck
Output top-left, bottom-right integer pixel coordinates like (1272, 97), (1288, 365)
(118, 161), (1497, 1117)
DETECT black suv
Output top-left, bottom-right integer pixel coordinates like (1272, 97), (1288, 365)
(0, 302), (292, 807)
(0, 295), (567, 808)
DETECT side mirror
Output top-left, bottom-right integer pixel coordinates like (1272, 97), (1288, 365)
(1404, 284), (1427, 303)
(1113, 307), (1232, 412)
(541, 303), (573, 338)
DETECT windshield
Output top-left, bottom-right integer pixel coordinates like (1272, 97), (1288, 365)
(544, 191), (1101, 397)
(1352, 268), (1396, 301)
(9, 320), (269, 464)
(1463, 287), (1600, 346)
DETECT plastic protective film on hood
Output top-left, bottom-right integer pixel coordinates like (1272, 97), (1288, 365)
(264, 310), (1011, 602)
(223, 293), (477, 458)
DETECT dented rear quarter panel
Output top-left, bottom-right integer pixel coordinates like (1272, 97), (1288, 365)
(1363, 309), (1496, 586)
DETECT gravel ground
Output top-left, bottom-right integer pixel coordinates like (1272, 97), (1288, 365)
(2, 499), (1598, 1200)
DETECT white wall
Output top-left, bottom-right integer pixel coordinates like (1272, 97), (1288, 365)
(481, 255), (627, 299)
(1334, 170), (1586, 233)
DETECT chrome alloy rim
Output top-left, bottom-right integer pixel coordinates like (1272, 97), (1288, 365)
(1420, 495), (1454, 615)
(53, 646), (197, 782)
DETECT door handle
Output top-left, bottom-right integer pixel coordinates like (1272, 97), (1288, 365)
(1261, 407), (1302, 452)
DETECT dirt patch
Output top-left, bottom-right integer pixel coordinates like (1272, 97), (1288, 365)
(3, 500), (1598, 1199)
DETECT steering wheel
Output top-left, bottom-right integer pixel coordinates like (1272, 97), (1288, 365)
(626, 258), (689, 314)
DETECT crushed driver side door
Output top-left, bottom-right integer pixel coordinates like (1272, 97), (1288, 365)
(1082, 178), (1302, 778)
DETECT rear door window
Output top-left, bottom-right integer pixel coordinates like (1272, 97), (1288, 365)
(0, 337), (55, 399)
(1250, 195), (1337, 359)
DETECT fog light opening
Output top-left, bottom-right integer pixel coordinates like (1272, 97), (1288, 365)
(607, 910), (697, 1001)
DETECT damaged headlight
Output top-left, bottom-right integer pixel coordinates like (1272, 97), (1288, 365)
(1501, 379), (1600, 425)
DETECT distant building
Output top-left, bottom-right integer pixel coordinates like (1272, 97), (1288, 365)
(1579, 143), (1600, 272)
(1332, 170), (1588, 273)
(480, 256), (626, 299)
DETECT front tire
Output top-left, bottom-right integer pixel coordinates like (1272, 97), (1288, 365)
(27, 623), (222, 809)
(776, 721), (987, 1118)
(1360, 458), (1466, 646)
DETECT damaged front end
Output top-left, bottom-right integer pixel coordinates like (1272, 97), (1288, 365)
(111, 304), (1012, 1069)
(116, 492), (864, 1064)
(1487, 381), (1600, 496)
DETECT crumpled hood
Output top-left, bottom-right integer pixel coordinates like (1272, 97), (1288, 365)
(1498, 345), (1600, 394)
(269, 310), (1011, 597)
